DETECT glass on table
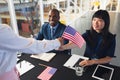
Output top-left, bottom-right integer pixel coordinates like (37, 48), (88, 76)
(75, 65), (84, 76)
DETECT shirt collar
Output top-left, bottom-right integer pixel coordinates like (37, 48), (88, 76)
(50, 23), (59, 30)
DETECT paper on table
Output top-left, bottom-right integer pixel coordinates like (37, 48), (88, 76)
(16, 60), (35, 75)
(63, 54), (89, 70)
(31, 53), (56, 62)
(37, 66), (57, 80)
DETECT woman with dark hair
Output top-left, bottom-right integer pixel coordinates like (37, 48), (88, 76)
(80, 10), (116, 67)
(60, 10), (116, 67)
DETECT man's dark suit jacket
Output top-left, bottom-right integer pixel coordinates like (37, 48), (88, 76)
(36, 22), (71, 54)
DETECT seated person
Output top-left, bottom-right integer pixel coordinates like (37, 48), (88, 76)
(59, 10), (116, 67)
(36, 9), (71, 54)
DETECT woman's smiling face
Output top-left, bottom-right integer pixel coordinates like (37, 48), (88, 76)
(92, 17), (105, 33)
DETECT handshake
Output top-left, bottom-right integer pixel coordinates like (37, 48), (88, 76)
(57, 37), (64, 47)
(57, 37), (77, 51)
(41, 37), (76, 51)
(56, 37), (66, 51)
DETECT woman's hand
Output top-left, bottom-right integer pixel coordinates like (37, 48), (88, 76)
(79, 60), (95, 67)
(79, 56), (112, 67)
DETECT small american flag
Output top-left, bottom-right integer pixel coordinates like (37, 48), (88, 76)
(62, 26), (85, 48)
(37, 66), (57, 80)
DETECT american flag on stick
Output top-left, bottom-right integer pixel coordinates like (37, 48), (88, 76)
(62, 25), (85, 48)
